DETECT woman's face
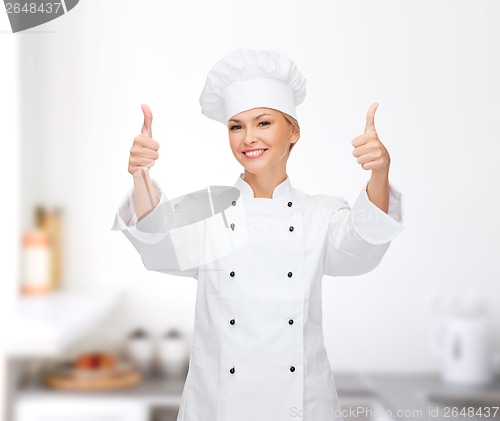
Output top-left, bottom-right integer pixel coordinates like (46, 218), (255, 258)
(227, 107), (299, 174)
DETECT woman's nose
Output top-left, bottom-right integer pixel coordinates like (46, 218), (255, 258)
(243, 130), (259, 145)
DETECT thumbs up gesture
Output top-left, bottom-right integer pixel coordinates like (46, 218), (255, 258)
(128, 104), (160, 175)
(351, 103), (390, 174)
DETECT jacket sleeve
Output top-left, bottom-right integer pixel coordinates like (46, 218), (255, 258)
(110, 178), (199, 279)
(323, 180), (404, 277)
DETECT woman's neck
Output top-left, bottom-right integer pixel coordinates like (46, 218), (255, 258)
(242, 169), (287, 199)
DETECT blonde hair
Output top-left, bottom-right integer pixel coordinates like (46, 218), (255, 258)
(281, 112), (300, 154)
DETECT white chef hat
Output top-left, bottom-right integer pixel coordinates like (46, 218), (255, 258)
(199, 48), (307, 125)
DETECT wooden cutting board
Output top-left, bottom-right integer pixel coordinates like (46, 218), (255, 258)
(44, 367), (142, 391)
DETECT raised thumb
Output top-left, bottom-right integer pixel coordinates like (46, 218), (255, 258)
(141, 103), (153, 138)
(364, 102), (378, 134)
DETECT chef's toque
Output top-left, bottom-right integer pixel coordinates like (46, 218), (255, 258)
(199, 48), (307, 125)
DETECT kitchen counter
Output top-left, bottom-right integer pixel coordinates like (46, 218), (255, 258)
(15, 372), (500, 421)
(334, 372), (500, 421)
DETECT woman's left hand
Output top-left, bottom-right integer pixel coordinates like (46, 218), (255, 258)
(351, 102), (390, 174)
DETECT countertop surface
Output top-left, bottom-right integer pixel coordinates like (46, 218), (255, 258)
(335, 372), (500, 421)
(17, 371), (500, 420)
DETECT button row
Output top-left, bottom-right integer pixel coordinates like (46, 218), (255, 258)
(227, 318), (295, 325)
(231, 200), (293, 207)
(229, 365), (296, 374)
(228, 223), (295, 232)
(229, 271), (293, 277)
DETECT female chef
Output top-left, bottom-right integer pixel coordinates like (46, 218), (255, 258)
(112, 48), (404, 421)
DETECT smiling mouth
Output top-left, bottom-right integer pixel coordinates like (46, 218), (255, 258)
(242, 149), (268, 158)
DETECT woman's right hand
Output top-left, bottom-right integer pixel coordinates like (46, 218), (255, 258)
(128, 104), (160, 175)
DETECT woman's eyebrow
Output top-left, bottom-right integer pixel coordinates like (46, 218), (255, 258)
(228, 113), (272, 123)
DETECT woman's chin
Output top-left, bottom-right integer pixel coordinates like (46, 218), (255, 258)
(241, 162), (269, 174)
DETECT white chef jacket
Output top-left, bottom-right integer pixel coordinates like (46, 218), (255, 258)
(111, 173), (404, 421)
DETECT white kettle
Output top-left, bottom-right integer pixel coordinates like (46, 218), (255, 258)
(430, 292), (497, 385)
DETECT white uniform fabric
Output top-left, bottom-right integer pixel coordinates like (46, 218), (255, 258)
(111, 173), (404, 421)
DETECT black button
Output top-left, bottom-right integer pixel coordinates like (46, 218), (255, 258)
(289, 226), (294, 232)
(288, 319), (294, 325)
(230, 223), (235, 230)
(232, 200), (236, 206)
(288, 272), (293, 278)
(290, 366), (295, 372)
(287, 201), (292, 207)
(230, 367), (235, 374)
(230, 319), (235, 325)
(230, 271), (235, 277)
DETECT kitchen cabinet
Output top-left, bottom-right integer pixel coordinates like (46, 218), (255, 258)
(14, 375), (185, 421)
(15, 398), (148, 421)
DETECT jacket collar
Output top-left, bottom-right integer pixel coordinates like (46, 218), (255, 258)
(234, 172), (293, 200)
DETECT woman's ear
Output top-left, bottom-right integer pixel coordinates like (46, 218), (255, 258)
(290, 125), (300, 143)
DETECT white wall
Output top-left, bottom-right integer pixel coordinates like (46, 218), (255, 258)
(16, 0), (500, 373)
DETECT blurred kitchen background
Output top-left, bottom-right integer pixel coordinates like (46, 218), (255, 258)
(1, 1), (500, 420)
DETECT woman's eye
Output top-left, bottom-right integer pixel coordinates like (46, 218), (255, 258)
(229, 121), (269, 130)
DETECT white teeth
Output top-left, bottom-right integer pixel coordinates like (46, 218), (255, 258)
(245, 149), (265, 157)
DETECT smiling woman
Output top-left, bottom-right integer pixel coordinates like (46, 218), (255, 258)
(226, 107), (300, 187)
(112, 47), (405, 421)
